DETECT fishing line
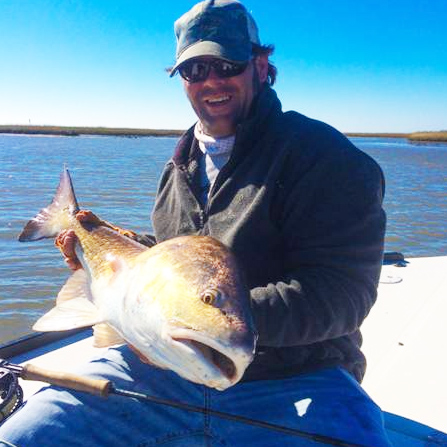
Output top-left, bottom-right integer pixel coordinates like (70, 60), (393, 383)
(110, 385), (369, 447)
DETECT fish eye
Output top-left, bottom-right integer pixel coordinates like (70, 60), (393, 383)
(201, 289), (219, 306)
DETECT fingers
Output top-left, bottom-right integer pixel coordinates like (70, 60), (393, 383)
(116, 228), (138, 239)
(55, 210), (136, 271)
(77, 210), (137, 239)
(76, 210), (101, 226)
(55, 230), (82, 271)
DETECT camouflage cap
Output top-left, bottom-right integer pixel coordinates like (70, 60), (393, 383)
(170, 0), (260, 77)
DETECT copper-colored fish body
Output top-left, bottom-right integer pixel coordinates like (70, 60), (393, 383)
(18, 169), (257, 390)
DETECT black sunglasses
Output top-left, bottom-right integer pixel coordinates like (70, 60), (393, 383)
(177, 59), (249, 83)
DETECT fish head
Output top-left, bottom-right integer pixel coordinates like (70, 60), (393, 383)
(127, 235), (257, 390)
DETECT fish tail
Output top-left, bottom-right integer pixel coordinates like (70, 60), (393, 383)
(18, 168), (80, 242)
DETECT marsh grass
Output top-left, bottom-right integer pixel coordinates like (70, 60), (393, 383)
(408, 131), (447, 142)
(1, 125), (446, 142)
(0, 125), (184, 137)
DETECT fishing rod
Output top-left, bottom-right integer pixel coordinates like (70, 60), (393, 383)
(0, 359), (370, 447)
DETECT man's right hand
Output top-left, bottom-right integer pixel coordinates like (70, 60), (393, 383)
(55, 210), (139, 271)
(54, 211), (98, 271)
(55, 229), (82, 271)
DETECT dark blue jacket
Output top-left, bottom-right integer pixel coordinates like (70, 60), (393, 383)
(152, 86), (386, 382)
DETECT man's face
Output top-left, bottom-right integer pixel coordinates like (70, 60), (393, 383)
(182, 55), (268, 138)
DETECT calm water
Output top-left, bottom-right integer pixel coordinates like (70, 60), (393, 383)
(1, 134), (446, 344)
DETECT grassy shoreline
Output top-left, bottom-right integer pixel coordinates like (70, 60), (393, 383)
(405, 131), (447, 142)
(346, 131), (447, 142)
(0, 125), (184, 138)
(348, 132), (447, 142)
(0, 125), (446, 142)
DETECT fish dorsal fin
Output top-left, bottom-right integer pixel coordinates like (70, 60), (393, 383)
(93, 323), (125, 348)
(33, 270), (102, 332)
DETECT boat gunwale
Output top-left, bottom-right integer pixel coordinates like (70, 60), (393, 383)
(0, 328), (89, 360)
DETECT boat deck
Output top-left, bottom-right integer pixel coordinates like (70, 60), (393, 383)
(361, 255), (447, 434)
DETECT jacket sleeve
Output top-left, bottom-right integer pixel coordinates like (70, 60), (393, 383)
(133, 233), (157, 247)
(250, 129), (386, 348)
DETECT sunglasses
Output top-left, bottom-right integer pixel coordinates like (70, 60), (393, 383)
(177, 59), (249, 83)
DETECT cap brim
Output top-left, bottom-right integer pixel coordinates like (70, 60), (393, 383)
(169, 41), (250, 77)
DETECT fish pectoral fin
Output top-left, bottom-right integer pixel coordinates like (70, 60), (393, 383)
(93, 323), (125, 348)
(32, 297), (102, 332)
(56, 269), (93, 304)
(34, 270), (101, 332)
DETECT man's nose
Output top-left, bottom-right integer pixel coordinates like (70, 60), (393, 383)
(204, 66), (225, 83)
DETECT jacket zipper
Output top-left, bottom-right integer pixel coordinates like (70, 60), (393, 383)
(179, 165), (207, 231)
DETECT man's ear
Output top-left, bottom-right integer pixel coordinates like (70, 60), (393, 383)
(254, 54), (269, 84)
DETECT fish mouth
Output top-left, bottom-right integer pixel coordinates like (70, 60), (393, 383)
(173, 337), (237, 381)
(168, 328), (252, 389)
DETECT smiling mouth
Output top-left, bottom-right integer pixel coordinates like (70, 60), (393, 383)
(205, 95), (231, 105)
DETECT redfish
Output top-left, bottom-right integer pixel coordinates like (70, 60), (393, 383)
(18, 169), (256, 390)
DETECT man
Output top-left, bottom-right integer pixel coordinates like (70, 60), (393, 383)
(0, 1), (391, 446)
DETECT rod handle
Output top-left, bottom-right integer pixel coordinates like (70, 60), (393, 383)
(21, 363), (111, 398)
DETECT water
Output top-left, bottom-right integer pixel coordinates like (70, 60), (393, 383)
(352, 137), (447, 256)
(0, 134), (174, 344)
(1, 134), (446, 345)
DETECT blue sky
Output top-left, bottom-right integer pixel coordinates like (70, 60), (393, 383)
(1, 0), (446, 133)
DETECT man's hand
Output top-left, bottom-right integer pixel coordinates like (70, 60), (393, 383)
(55, 210), (138, 271)
(55, 229), (82, 270)
(54, 210), (101, 270)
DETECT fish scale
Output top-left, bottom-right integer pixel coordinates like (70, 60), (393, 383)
(72, 220), (145, 280)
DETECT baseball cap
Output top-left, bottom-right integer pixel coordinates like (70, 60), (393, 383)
(170, 0), (260, 77)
